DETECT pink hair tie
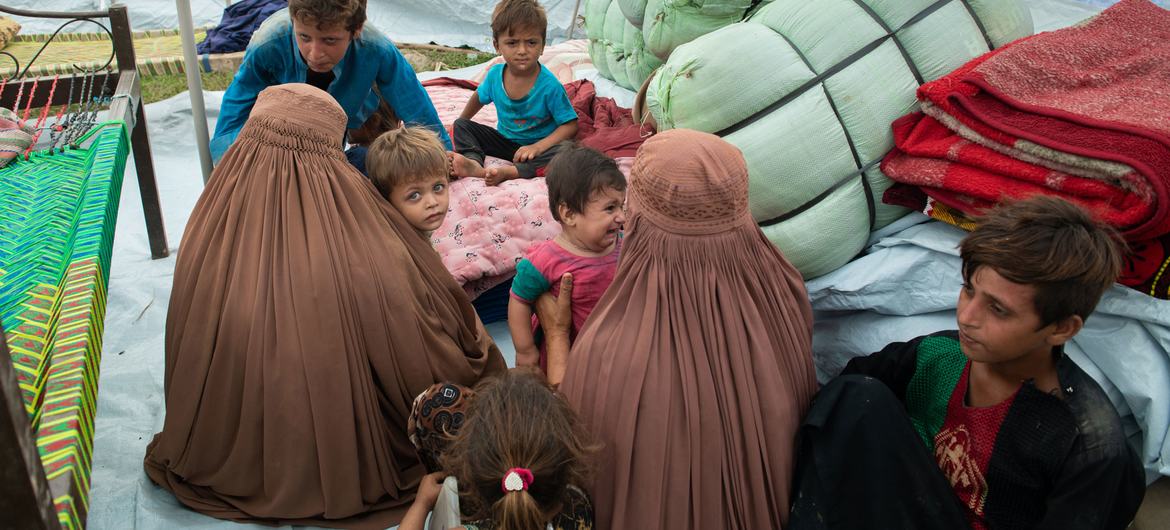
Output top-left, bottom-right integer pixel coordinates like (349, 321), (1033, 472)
(501, 467), (534, 493)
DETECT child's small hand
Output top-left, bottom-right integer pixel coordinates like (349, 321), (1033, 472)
(514, 144), (546, 163)
(417, 472), (446, 508)
(400, 471), (448, 530)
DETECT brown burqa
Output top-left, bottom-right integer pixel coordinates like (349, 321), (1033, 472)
(143, 84), (505, 528)
(560, 129), (819, 529)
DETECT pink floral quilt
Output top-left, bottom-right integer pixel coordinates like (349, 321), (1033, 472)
(424, 41), (634, 298)
(425, 71), (631, 297)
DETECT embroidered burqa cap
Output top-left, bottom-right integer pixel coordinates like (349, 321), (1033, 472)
(144, 83), (505, 528)
(561, 128), (818, 529)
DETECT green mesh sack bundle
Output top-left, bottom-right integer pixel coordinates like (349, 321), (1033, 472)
(642, 0), (755, 60)
(640, 0), (1032, 278)
(585, 0), (613, 79)
(618, 0), (649, 26)
(623, 21), (663, 91)
(603, 0), (632, 88)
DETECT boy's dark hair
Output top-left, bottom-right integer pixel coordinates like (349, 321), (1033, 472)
(442, 368), (596, 530)
(960, 196), (1124, 326)
(491, 0), (548, 43)
(545, 144), (626, 223)
(289, 0), (366, 32)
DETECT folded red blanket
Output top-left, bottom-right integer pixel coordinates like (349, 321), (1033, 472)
(881, 0), (1170, 299)
(886, 184), (1170, 299)
(882, 0), (1170, 240)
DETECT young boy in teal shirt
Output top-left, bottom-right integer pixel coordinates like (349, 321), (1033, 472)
(211, 0), (449, 163)
(449, 0), (578, 186)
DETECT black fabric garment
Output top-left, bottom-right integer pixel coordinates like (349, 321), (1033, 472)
(789, 375), (972, 530)
(452, 118), (562, 179)
(832, 331), (1146, 530)
(305, 68), (335, 93)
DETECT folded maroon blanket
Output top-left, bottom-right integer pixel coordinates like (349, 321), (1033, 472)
(881, 0), (1170, 299)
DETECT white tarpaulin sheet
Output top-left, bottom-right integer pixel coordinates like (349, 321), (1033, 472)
(4, 0), (586, 49)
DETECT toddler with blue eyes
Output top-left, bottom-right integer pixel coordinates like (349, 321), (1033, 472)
(366, 126), (451, 235)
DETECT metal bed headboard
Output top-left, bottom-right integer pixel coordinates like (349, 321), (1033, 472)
(0, 4), (168, 261)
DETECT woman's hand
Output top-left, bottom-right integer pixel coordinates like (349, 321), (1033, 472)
(535, 274), (573, 386)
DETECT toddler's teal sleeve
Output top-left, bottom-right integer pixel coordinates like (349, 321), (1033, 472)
(510, 258), (550, 303)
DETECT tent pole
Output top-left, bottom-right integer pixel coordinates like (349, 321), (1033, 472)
(566, 0), (583, 39)
(175, 0), (214, 184)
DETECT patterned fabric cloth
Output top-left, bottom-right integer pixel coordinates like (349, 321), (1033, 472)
(843, 331), (1145, 529)
(422, 76), (637, 298)
(408, 383), (475, 473)
(0, 107), (33, 168)
(896, 190), (1170, 300)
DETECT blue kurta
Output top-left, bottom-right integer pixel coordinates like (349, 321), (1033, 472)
(210, 8), (450, 162)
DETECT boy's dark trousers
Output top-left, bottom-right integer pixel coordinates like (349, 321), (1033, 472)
(788, 375), (972, 530)
(453, 118), (563, 179)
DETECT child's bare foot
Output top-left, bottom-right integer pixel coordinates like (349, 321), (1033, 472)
(485, 166), (520, 186)
(450, 152), (486, 179)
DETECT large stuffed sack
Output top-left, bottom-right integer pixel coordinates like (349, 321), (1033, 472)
(638, 0), (1032, 278)
(618, 0), (648, 26)
(624, 21), (663, 91)
(642, 0), (754, 60)
(603, 0), (632, 88)
(584, 0), (613, 80)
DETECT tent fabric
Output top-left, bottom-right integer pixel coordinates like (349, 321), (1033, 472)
(639, 0), (1033, 278)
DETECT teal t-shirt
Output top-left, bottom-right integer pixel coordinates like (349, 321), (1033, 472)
(477, 63), (578, 145)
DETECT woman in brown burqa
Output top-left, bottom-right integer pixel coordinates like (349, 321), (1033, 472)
(558, 129), (819, 529)
(143, 83), (506, 528)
